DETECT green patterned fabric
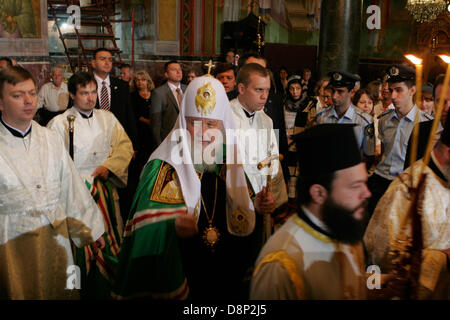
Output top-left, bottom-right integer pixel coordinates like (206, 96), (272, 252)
(113, 160), (189, 299)
(76, 179), (120, 300)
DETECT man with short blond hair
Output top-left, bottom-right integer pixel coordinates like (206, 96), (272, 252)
(230, 63), (288, 233)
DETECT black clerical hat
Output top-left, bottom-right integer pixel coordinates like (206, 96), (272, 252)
(386, 64), (415, 83)
(441, 113), (450, 147)
(327, 71), (360, 89)
(294, 124), (362, 177)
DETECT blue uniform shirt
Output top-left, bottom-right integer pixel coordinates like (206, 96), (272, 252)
(375, 105), (433, 180)
(316, 104), (375, 156)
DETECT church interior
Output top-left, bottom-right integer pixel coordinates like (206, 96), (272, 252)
(2, 0), (448, 88)
(0, 0), (449, 303)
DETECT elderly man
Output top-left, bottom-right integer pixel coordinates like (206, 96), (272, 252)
(37, 65), (69, 125)
(114, 75), (274, 300)
(0, 66), (105, 299)
(251, 124), (371, 299)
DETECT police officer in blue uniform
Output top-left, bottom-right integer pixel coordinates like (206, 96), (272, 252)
(367, 64), (434, 217)
(316, 70), (375, 157)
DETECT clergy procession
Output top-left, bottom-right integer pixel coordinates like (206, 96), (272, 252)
(0, 0), (449, 302)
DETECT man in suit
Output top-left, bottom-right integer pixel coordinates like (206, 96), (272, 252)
(91, 48), (137, 148)
(91, 47), (138, 222)
(149, 60), (187, 146)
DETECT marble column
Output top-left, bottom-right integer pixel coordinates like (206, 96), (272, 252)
(318, 0), (362, 77)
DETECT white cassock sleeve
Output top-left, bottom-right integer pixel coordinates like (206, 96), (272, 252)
(58, 134), (105, 247)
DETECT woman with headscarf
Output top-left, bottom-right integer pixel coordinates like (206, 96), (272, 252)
(283, 75), (306, 200)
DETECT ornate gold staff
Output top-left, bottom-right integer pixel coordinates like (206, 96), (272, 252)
(257, 153), (283, 244)
(67, 114), (76, 160)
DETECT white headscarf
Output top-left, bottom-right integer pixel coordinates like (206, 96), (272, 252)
(149, 76), (255, 236)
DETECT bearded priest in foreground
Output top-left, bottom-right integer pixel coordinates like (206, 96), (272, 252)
(113, 76), (275, 300)
(250, 124), (371, 299)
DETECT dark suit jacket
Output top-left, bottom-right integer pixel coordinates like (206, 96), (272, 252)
(149, 82), (187, 145)
(404, 120), (433, 170)
(264, 92), (289, 180)
(95, 76), (138, 149)
(264, 92), (288, 157)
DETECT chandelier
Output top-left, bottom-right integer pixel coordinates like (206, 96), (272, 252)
(406, 0), (447, 23)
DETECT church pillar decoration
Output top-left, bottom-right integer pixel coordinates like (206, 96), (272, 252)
(180, 0), (195, 55)
(318, 0), (362, 77)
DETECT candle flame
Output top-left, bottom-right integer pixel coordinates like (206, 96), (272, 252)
(405, 54), (422, 65)
(439, 55), (450, 64)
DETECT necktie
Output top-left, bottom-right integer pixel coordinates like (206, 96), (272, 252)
(176, 88), (183, 108)
(100, 81), (110, 111)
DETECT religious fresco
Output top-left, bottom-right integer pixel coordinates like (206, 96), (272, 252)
(0, 0), (47, 56)
(121, 0), (155, 41)
(0, 0), (40, 38)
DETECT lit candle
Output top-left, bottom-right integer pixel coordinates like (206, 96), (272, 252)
(404, 54), (423, 182)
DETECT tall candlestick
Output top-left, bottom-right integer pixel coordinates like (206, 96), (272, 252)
(404, 54), (422, 185)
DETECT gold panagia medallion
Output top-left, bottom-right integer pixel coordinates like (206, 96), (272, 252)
(203, 225), (220, 249)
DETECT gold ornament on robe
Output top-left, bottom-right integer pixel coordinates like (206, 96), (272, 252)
(203, 226), (221, 249)
(195, 82), (216, 116)
(230, 209), (249, 234)
(150, 162), (184, 204)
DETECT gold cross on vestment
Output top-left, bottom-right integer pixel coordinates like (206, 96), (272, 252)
(204, 60), (215, 75)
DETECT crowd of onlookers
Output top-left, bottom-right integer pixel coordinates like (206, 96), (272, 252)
(0, 51), (441, 220)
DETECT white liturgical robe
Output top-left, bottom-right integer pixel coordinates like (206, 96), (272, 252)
(0, 121), (105, 299)
(48, 108), (134, 238)
(230, 98), (288, 208)
(48, 107), (134, 188)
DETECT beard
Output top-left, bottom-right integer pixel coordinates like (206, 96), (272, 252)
(194, 162), (217, 173)
(190, 139), (222, 173)
(321, 197), (369, 244)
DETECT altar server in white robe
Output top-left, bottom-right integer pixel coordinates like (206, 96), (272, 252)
(230, 63), (288, 219)
(251, 124), (371, 300)
(0, 66), (105, 300)
(48, 71), (134, 240)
